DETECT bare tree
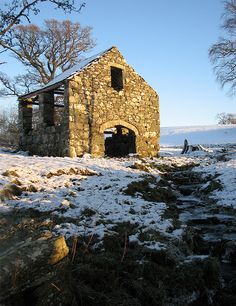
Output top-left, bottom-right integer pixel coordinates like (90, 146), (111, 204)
(209, 0), (236, 95)
(0, 108), (19, 146)
(0, 0), (85, 38)
(0, 0), (85, 65)
(0, 72), (38, 96)
(216, 112), (236, 124)
(0, 19), (95, 96)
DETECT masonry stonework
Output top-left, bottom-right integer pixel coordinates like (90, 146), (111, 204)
(19, 47), (160, 158)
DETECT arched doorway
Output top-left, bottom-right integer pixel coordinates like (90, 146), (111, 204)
(104, 125), (136, 157)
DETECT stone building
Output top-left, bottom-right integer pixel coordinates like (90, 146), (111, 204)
(18, 46), (160, 157)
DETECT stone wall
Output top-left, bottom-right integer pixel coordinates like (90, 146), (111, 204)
(19, 125), (68, 156)
(19, 90), (69, 156)
(68, 47), (160, 157)
(19, 47), (160, 158)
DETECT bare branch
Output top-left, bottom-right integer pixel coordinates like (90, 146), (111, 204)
(216, 112), (236, 124)
(0, 0), (86, 64)
(209, 0), (236, 95)
(0, 72), (38, 96)
(0, 1), (85, 36)
(0, 19), (95, 96)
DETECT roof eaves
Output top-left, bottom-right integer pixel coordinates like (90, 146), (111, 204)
(19, 47), (114, 100)
(18, 81), (64, 100)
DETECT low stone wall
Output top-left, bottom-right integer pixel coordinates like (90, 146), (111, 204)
(19, 124), (69, 156)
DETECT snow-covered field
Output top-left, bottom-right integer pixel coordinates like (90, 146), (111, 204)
(161, 146), (236, 208)
(161, 124), (236, 208)
(0, 152), (185, 248)
(0, 125), (236, 250)
(0, 126), (235, 306)
(161, 124), (236, 146)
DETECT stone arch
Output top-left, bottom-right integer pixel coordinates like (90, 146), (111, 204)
(99, 120), (139, 135)
(100, 120), (139, 157)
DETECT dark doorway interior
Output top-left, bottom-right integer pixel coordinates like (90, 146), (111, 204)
(104, 125), (136, 157)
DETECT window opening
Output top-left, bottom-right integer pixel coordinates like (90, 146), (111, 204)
(32, 104), (40, 130)
(54, 93), (64, 126)
(111, 66), (123, 91)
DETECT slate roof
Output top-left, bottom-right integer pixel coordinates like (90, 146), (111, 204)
(19, 47), (113, 99)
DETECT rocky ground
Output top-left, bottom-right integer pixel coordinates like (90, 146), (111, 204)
(0, 146), (236, 306)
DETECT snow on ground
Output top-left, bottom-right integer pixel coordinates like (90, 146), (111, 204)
(0, 151), (178, 248)
(195, 146), (236, 208)
(161, 124), (236, 209)
(160, 145), (236, 209)
(161, 124), (236, 146)
(0, 125), (236, 248)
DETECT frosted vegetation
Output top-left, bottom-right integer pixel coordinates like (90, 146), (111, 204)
(0, 126), (236, 305)
(0, 128), (235, 246)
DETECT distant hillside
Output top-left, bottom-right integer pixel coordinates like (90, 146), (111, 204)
(160, 125), (236, 146)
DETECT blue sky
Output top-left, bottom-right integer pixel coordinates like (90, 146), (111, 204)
(0, 0), (235, 126)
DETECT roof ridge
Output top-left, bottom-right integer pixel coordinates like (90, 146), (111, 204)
(19, 46), (115, 99)
(44, 46), (114, 88)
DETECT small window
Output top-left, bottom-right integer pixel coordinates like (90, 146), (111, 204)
(111, 66), (123, 91)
